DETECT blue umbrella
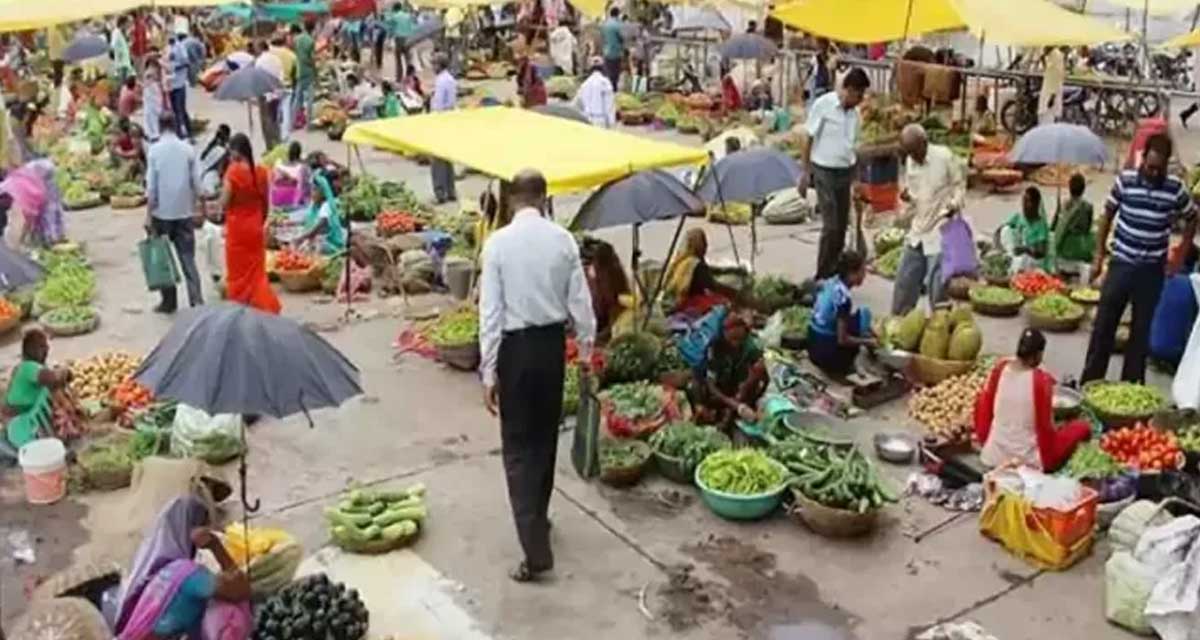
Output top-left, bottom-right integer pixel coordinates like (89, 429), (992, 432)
(63, 33), (109, 64)
(696, 148), (803, 271)
(1008, 123), (1107, 166)
(720, 33), (777, 60)
(0, 245), (44, 290)
(571, 170), (703, 231)
(214, 65), (283, 102)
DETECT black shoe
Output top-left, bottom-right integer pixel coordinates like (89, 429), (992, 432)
(1182, 113), (1191, 129)
(153, 304), (176, 314)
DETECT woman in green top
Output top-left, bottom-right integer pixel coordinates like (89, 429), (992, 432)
(996, 186), (1051, 272)
(5, 328), (80, 447)
(293, 174), (347, 256)
(696, 313), (767, 433)
(1051, 173), (1096, 269)
(380, 81), (403, 118)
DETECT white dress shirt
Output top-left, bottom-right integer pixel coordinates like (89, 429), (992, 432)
(804, 91), (860, 169)
(478, 208), (596, 387)
(573, 71), (616, 128)
(902, 144), (966, 255)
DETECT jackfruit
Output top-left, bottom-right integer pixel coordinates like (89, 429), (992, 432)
(948, 303), (974, 331)
(919, 311), (951, 359)
(882, 317), (904, 348)
(894, 308), (927, 351)
(947, 323), (983, 361)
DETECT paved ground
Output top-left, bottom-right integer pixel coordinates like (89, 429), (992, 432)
(2, 72), (1196, 639)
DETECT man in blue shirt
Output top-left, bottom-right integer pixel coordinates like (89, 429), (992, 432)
(145, 112), (203, 313)
(167, 34), (192, 139)
(1082, 133), (1198, 383)
(429, 53), (457, 203)
(600, 8), (624, 90)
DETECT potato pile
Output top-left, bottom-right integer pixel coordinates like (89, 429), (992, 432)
(908, 369), (987, 442)
(69, 350), (141, 405)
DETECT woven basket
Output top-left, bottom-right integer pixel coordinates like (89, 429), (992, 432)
(109, 195), (146, 210)
(600, 441), (652, 487)
(44, 314), (99, 337)
(10, 597), (113, 640)
(984, 274), (1011, 287)
(0, 315), (20, 336)
(63, 197), (104, 211)
(788, 488), (880, 538)
(333, 529), (419, 555)
(970, 298), (1023, 317)
(437, 341), (480, 371)
(277, 266), (322, 292)
(653, 450), (693, 484)
(1027, 308), (1085, 333)
(911, 354), (974, 385)
(946, 277), (977, 301)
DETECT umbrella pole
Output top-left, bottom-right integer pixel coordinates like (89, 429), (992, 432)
(642, 214), (688, 332)
(238, 420), (259, 572)
(707, 154), (741, 267)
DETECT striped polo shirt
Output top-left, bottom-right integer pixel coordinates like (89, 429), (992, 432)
(1106, 170), (1194, 264)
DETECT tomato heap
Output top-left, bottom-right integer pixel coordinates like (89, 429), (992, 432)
(1099, 424), (1182, 472)
(1011, 271), (1065, 298)
(275, 249), (315, 272)
(376, 211), (420, 235)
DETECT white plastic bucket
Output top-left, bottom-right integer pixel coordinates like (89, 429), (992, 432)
(18, 438), (66, 505)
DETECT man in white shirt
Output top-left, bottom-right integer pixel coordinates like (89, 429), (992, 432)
(803, 67), (869, 280)
(891, 123), (966, 315)
(574, 56), (615, 128)
(478, 169), (596, 583)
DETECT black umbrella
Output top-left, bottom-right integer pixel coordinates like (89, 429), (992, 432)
(720, 33), (777, 60)
(214, 65), (283, 129)
(696, 148), (803, 271)
(532, 103), (589, 124)
(0, 245), (45, 290)
(571, 169), (702, 231)
(401, 16), (444, 48)
(63, 33), (109, 64)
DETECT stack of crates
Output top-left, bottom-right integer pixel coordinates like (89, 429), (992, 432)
(859, 155), (900, 213)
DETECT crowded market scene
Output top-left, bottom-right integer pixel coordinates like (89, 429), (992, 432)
(10, 0), (1200, 638)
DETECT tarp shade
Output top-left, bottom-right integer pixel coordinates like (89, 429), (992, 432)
(771, 0), (1130, 45)
(0, 0), (246, 31)
(1162, 26), (1200, 47)
(569, 0), (607, 19)
(344, 107), (709, 195)
(218, 1), (328, 22)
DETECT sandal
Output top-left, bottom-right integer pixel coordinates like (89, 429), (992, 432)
(508, 561), (549, 583)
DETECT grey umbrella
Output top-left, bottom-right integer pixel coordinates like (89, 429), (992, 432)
(63, 33), (109, 64)
(673, 7), (732, 33)
(1008, 123), (1107, 166)
(720, 33), (777, 60)
(402, 16), (444, 48)
(0, 246), (45, 290)
(214, 65), (283, 102)
(571, 170), (703, 231)
(532, 103), (589, 124)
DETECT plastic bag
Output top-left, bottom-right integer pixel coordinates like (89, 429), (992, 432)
(1146, 522), (1200, 640)
(1105, 551), (1157, 635)
(979, 472), (1095, 570)
(760, 310), (786, 349)
(170, 404), (244, 464)
(571, 369), (600, 480)
(138, 235), (181, 291)
(940, 215), (978, 283)
(1172, 275), (1200, 409)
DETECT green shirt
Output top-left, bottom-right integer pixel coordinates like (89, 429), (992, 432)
(294, 34), (316, 84)
(6, 360), (43, 413)
(1052, 198), (1096, 262)
(382, 93), (402, 118)
(1005, 211), (1051, 270)
(708, 337), (763, 397)
(387, 11), (415, 39)
(601, 18), (624, 60)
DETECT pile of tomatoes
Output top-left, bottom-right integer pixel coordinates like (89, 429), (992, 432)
(275, 249), (315, 272)
(1011, 271), (1065, 298)
(1099, 424), (1183, 472)
(110, 377), (154, 413)
(376, 211), (420, 235)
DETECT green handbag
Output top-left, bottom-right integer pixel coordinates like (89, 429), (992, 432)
(138, 235), (181, 291)
(571, 368), (600, 480)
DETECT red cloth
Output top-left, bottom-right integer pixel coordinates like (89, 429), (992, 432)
(973, 359), (1091, 471)
(721, 76), (742, 111)
(118, 85), (140, 119)
(223, 161), (282, 315)
(132, 17), (148, 59)
(518, 60), (547, 107)
(677, 291), (728, 317)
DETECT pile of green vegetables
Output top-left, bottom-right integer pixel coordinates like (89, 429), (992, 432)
(969, 285), (1023, 306)
(1063, 442), (1123, 479)
(428, 309), (478, 347)
(778, 306), (812, 338)
(775, 436), (898, 513)
(602, 381), (663, 420)
(112, 182), (144, 197)
(561, 366), (581, 416)
(600, 439), (651, 471)
(1084, 382), (1166, 417)
(649, 422), (729, 469)
(546, 76), (577, 98)
(76, 427), (169, 487)
(1029, 293), (1083, 319)
(35, 250), (96, 312)
(1178, 425), (1200, 452)
(603, 332), (662, 385)
(873, 246), (903, 279)
(752, 274), (797, 312)
(341, 175), (422, 221)
(698, 448), (785, 495)
(980, 253), (1011, 280)
(326, 484), (427, 551)
(41, 306), (96, 326)
(873, 228), (905, 257)
(654, 340), (687, 375)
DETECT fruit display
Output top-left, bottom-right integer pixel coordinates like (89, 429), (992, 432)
(615, 93), (643, 112)
(0, 297), (20, 321)
(881, 305), (981, 361)
(1028, 293), (1084, 319)
(1011, 270), (1064, 298)
(110, 377), (153, 413)
(222, 524), (303, 597)
(1063, 441), (1123, 479)
(35, 252), (96, 312)
(69, 350), (141, 406)
(979, 252), (1011, 280)
(428, 308), (478, 347)
(112, 182), (144, 198)
(603, 331), (661, 385)
(375, 210), (419, 235)
(873, 245), (903, 279)
(325, 484), (426, 553)
(697, 448), (785, 495)
(1178, 424), (1200, 452)
(601, 381), (664, 421)
(1084, 382), (1166, 417)
(252, 573), (369, 640)
(41, 305), (96, 326)
(771, 435), (898, 512)
(274, 249), (315, 273)
(545, 75), (577, 98)
(908, 369), (988, 442)
(655, 101), (680, 125)
(1070, 287), (1100, 304)
(649, 422), (729, 470)
(1100, 425), (1182, 471)
(750, 274), (798, 313)
(873, 227), (905, 257)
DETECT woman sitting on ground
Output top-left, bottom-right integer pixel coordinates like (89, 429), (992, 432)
(695, 312), (767, 431)
(5, 328), (83, 448)
(662, 228), (739, 317)
(974, 328), (1091, 471)
(114, 496), (252, 640)
(1051, 173), (1095, 272)
(807, 250), (877, 377)
(110, 117), (146, 178)
(269, 141), (309, 212)
(582, 239), (633, 342)
(996, 186), (1051, 273)
(293, 173), (347, 257)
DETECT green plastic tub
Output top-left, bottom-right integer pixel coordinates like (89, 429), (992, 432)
(694, 459), (789, 520)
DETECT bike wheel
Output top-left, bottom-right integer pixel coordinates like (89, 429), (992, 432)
(1000, 99), (1035, 135)
(1135, 93), (1162, 118)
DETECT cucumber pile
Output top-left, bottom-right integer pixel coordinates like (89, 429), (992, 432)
(325, 484), (428, 552)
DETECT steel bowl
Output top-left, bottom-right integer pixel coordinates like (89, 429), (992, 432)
(876, 348), (914, 372)
(873, 432), (916, 464)
(1052, 386), (1083, 420)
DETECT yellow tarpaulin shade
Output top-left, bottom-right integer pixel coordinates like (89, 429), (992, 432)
(344, 107), (709, 195)
(1162, 27), (1200, 47)
(569, 0), (606, 19)
(0, 0), (139, 32)
(1105, 0), (1198, 16)
(771, 0), (1129, 45)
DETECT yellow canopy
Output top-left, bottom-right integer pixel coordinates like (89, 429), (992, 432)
(569, 0), (606, 19)
(1105, 0), (1198, 16)
(1162, 27), (1200, 48)
(344, 107), (709, 195)
(771, 0), (1130, 45)
(0, 0), (244, 31)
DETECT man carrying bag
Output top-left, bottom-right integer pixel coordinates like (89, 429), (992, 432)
(143, 111), (203, 313)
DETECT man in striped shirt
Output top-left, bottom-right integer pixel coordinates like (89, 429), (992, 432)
(1082, 134), (1197, 383)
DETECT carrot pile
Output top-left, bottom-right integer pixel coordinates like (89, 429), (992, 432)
(1012, 271), (1064, 298)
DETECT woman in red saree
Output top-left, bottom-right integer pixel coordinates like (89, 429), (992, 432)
(974, 328), (1091, 472)
(219, 134), (281, 314)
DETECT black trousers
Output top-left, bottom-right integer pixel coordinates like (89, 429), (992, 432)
(152, 218), (203, 312)
(1082, 260), (1165, 384)
(499, 322), (566, 571)
(813, 164), (853, 280)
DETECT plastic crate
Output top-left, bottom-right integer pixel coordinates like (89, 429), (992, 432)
(984, 469), (1099, 548)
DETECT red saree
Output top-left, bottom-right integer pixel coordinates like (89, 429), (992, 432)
(223, 161), (281, 315)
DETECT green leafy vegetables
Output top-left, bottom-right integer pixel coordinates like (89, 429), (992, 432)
(779, 305), (812, 338)
(698, 448), (785, 495)
(601, 381), (663, 420)
(600, 440), (651, 471)
(648, 422), (729, 469)
(1063, 441), (1123, 479)
(428, 308), (478, 347)
(751, 274), (797, 312)
(603, 332), (661, 385)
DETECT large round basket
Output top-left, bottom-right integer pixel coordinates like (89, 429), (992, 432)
(911, 354), (974, 386)
(970, 297), (1023, 317)
(44, 314), (99, 338)
(0, 315), (20, 336)
(1082, 381), (1166, 430)
(984, 274), (1011, 287)
(788, 488), (880, 538)
(79, 433), (135, 491)
(276, 266), (323, 293)
(694, 459), (789, 520)
(436, 341), (481, 371)
(946, 277), (977, 301)
(63, 197), (104, 211)
(109, 195), (146, 210)
(1027, 307), (1085, 333)
(10, 597), (113, 640)
(653, 450), (693, 484)
(600, 442), (653, 487)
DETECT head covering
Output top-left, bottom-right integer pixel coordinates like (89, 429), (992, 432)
(589, 55), (603, 70)
(114, 495), (210, 634)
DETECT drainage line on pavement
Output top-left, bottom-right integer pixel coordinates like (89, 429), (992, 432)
(553, 486), (670, 574)
(916, 568), (1043, 631)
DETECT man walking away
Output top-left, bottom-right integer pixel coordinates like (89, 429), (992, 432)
(803, 67), (868, 280)
(1082, 133), (1197, 383)
(269, 36), (297, 141)
(429, 53), (457, 203)
(292, 23), (318, 130)
(479, 169), (596, 583)
(167, 34), (192, 139)
(601, 7), (624, 90)
(891, 123), (966, 315)
(574, 57), (615, 128)
(389, 4), (416, 83)
(111, 16), (134, 89)
(183, 26), (207, 87)
(145, 112), (203, 314)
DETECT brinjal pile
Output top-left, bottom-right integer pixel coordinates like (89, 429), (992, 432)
(253, 573), (368, 640)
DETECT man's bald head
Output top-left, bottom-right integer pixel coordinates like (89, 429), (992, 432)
(900, 123), (928, 163)
(510, 169), (547, 211)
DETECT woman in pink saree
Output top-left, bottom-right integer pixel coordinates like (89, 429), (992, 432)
(0, 159), (66, 247)
(115, 496), (252, 640)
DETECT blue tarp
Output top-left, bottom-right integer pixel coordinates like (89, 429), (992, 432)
(218, 1), (329, 23)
